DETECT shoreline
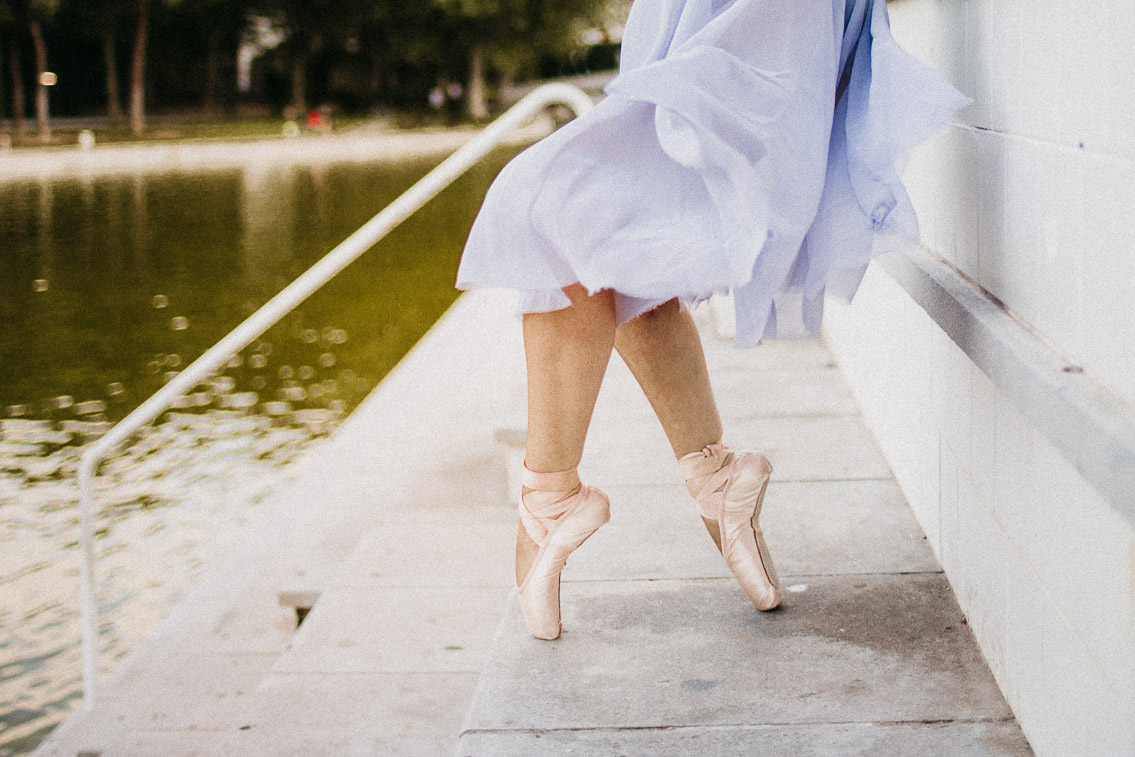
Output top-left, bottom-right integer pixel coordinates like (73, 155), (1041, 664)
(0, 117), (554, 179)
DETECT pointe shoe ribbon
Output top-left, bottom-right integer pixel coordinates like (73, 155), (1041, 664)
(517, 466), (610, 640)
(679, 443), (782, 611)
(518, 467), (583, 544)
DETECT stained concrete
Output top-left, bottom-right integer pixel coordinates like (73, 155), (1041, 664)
(466, 576), (1010, 732)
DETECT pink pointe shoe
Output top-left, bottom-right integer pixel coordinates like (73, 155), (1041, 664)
(679, 443), (782, 611)
(516, 466), (610, 640)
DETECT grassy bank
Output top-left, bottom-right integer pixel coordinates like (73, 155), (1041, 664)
(0, 110), (486, 150)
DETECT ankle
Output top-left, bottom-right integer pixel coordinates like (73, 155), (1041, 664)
(522, 462), (581, 494)
(678, 442), (731, 481)
(522, 482), (581, 498)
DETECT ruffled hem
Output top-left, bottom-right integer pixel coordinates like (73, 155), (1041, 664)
(513, 289), (676, 327)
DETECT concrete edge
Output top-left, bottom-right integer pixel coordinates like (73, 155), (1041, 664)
(0, 122), (551, 180)
(32, 289), (512, 755)
(876, 248), (1135, 527)
(455, 591), (519, 754)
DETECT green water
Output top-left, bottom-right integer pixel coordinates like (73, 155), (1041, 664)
(0, 153), (512, 419)
(0, 146), (517, 756)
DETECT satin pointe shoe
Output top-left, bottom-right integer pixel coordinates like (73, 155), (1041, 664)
(516, 466), (610, 640)
(679, 443), (781, 611)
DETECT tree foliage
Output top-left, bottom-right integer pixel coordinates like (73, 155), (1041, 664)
(1, 0), (621, 131)
(431, 0), (611, 118)
(56, 0), (131, 120)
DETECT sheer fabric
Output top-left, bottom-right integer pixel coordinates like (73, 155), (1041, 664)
(456, 0), (969, 345)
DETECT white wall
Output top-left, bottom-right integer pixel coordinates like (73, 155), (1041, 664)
(891, 0), (1135, 405)
(822, 2), (1135, 755)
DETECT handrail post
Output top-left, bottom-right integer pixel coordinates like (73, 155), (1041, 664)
(78, 455), (99, 705)
(75, 82), (595, 708)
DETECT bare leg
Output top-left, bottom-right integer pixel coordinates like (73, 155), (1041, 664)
(518, 283), (616, 584)
(614, 299), (723, 459)
(617, 300), (781, 610)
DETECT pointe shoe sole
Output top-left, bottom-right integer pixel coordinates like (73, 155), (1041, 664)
(517, 488), (609, 640)
(747, 472), (781, 611)
(724, 453), (781, 611)
(518, 528), (599, 640)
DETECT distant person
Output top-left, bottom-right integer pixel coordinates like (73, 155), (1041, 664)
(307, 108), (332, 133)
(457, 0), (966, 639)
(438, 80), (464, 123)
(429, 86), (446, 111)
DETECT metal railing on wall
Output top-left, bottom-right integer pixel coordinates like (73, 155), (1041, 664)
(75, 82), (596, 707)
(876, 249), (1135, 528)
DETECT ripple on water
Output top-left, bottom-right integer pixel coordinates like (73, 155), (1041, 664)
(0, 404), (339, 757)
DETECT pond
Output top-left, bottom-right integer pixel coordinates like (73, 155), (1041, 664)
(0, 144), (516, 756)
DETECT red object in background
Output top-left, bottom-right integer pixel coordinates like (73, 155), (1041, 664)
(307, 110), (322, 129)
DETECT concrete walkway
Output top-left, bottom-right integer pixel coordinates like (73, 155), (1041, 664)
(33, 289), (1032, 756)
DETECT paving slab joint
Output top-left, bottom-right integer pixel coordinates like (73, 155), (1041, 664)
(277, 589), (322, 628)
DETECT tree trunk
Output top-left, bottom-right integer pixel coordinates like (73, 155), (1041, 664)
(291, 49), (307, 115)
(0, 37), (5, 126)
(466, 45), (488, 121)
(9, 36), (26, 137)
(103, 30), (123, 124)
(29, 21), (49, 143)
(129, 0), (149, 136)
(203, 41), (220, 115)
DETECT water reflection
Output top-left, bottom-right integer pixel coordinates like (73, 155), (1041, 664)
(35, 178), (52, 287)
(0, 146), (515, 756)
(241, 163), (297, 283)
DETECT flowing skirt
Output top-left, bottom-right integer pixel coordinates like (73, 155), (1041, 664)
(455, 0), (969, 346)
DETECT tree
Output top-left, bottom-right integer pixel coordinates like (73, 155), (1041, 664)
(102, 17), (122, 121)
(6, 35), (24, 136)
(0, 2), (23, 135)
(0, 0), (57, 141)
(431, 0), (609, 120)
(55, 0), (248, 122)
(28, 14), (48, 140)
(27, 0), (57, 142)
(261, 0), (373, 115)
(128, 0), (146, 133)
(58, 0), (130, 122)
(124, 0), (197, 135)
(355, 3), (447, 108)
(0, 12), (6, 129)
(170, 0), (255, 113)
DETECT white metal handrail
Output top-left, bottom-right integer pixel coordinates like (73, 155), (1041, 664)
(75, 82), (595, 707)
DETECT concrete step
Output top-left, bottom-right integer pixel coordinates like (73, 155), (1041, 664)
(211, 290), (527, 756)
(33, 290), (527, 757)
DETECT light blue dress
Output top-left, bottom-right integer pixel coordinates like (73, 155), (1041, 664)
(456, 0), (969, 346)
